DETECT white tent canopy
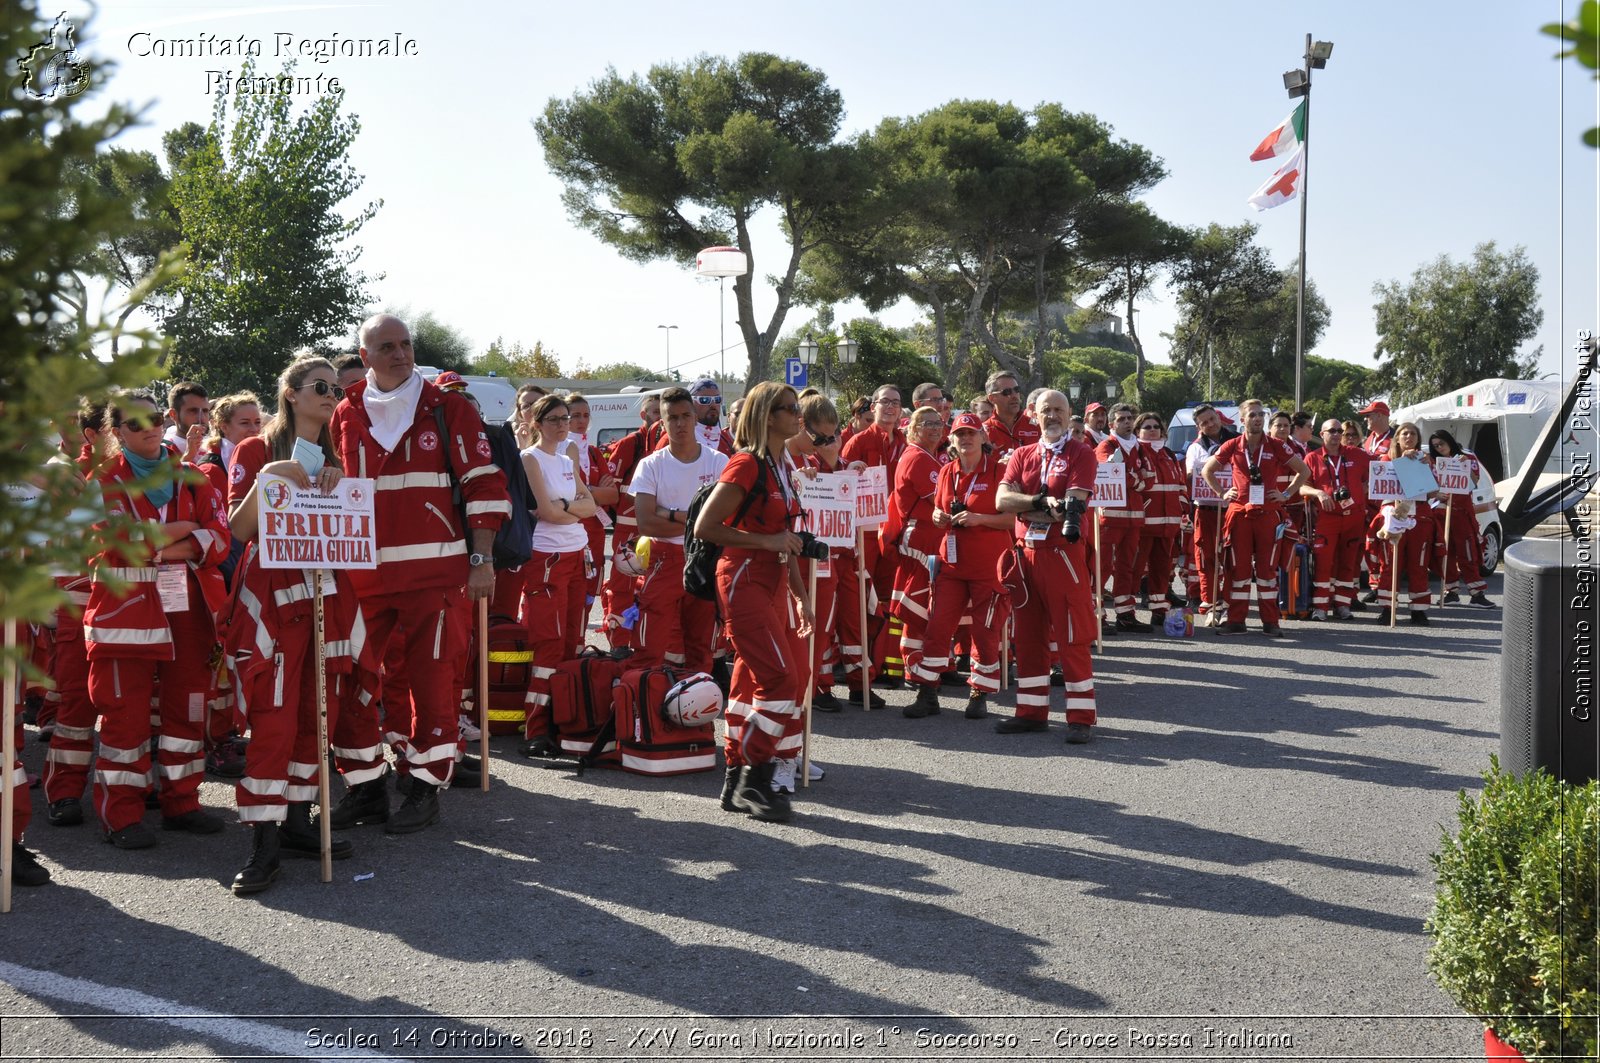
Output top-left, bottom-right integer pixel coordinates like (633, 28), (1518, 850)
(1390, 378), (1563, 424)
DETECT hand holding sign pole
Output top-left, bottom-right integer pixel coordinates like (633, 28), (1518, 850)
(257, 474), (376, 878)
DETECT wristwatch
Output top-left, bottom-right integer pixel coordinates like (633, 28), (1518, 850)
(468, 552), (491, 567)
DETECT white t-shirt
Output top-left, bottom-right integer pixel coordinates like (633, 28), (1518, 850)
(524, 446), (590, 555)
(628, 443), (729, 546)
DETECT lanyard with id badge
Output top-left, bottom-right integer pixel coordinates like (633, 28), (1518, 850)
(154, 494), (190, 612)
(1244, 442), (1266, 506)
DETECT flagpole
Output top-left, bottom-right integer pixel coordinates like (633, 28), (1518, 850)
(1294, 32), (1311, 414)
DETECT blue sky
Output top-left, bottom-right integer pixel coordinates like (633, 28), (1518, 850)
(66, 0), (1597, 388)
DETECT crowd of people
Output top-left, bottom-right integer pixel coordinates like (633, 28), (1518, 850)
(5, 314), (1499, 887)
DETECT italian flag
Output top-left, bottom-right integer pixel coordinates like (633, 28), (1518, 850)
(1250, 101), (1305, 161)
(1247, 147), (1304, 211)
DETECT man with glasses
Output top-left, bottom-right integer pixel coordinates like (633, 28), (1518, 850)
(1094, 403), (1156, 632)
(164, 381), (210, 462)
(982, 372), (1040, 461)
(1201, 400), (1311, 636)
(1300, 419), (1371, 621)
(329, 314), (510, 834)
(995, 389), (1099, 744)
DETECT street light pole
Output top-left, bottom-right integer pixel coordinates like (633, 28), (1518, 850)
(657, 324), (677, 379)
(1285, 35), (1333, 413)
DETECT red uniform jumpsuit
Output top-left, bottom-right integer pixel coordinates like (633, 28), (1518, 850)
(1133, 441), (1187, 620)
(1184, 432), (1232, 611)
(1212, 434), (1298, 627)
(1438, 452), (1488, 596)
(7, 620), (34, 843)
(715, 452), (806, 769)
(85, 448), (231, 832)
(1362, 428), (1395, 579)
(597, 421), (663, 650)
(1303, 445), (1371, 613)
(1093, 436), (1154, 619)
(887, 442), (944, 673)
(224, 437), (376, 820)
(1002, 438), (1099, 726)
(520, 446), (595, 741)
(330, 380), (510, 789)
(1371, 458), (1436, 612)
(800, 453), (868, 693)
(631, 446), (726, 674)
(907, 454), (1010, 694)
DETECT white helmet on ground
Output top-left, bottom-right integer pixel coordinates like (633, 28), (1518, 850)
(614, 536), (651, 578)
(661, 672), (722, 728)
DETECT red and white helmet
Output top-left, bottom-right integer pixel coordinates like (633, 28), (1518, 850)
(661, 672), (722, 728)
(613, 536), (651, 578)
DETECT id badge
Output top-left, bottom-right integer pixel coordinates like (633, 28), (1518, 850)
(157, 564), (189, 613)
(945, 533), (959, 566)
(1338, 496), (1354, 513)
(816, 555), (831, 578)
(1248, 484), (1266, 506)
(1025, 521), (1052, 543)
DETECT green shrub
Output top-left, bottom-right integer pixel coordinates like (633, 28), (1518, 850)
(1427, 758), (1598, 1060)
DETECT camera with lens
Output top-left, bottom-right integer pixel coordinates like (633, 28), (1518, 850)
(947, 501), (968, 516)
(795, 530), (830, 561)
(1332, 486), (1351, 502)
(1246, 465), (1263, 486)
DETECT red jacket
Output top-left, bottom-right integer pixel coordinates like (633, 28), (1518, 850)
(84, 446), (232, 661)
(330, 378), (510, 598)
(983, 413), (1041, 461)
(1138, 442), (1187, 537)
(841, 423), (906, 481)
(1304, 445), (1371, 515)
(605, 420), (664, 529)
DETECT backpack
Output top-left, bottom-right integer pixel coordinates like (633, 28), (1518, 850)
(434, 406), (533, 571)
(681, 458), (766, 601)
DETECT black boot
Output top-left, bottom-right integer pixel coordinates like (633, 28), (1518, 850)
(330, 771), (390, 830)
(903, 684), (940, 718)
(733, 762), (791, 822)
(385, 781), (440, 834)
(231, 823), (280, 896)
(719, 765), (744, 813)
(280, 802), (353, 860)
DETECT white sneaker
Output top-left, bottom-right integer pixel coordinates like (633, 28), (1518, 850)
(1308, 609), (1327, 621)
(806, 760), (825, 783)
(458, 714), (482, 741)
(1206, 608), (1223, 628)
(770, 758), (797, 794)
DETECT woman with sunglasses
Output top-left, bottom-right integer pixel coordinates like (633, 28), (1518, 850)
(693, 382), (810, 822)
(83, 390), (233, 850)
(905, 412), (1013, 719)
(1131, 412), (1187, 630)
(786, 393), (873, 714)
(562, 393), (619, 615)
(1427, 430), (1495, 608)
(221, 354), (369, 894)
(885, 406), (948, 712)
(1371, 422), (1438, 624)
(519, 395), (599, 751)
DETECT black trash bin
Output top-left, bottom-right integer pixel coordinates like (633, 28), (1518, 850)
(1500, 537), (1599, 785)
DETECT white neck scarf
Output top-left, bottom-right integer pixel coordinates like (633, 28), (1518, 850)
(364, 369), (423, 452)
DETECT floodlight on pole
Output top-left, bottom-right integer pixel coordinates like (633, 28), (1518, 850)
(1069, 379), (1083, 403)
(1106, 379), (1119, 400)
(695, 246), (749, 381)
(1286, 33), (1332, 413)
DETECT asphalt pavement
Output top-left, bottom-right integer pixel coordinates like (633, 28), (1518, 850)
(0, 577), (1509, 1062)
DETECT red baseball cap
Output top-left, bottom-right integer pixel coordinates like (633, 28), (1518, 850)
(1356, 400), (1390, 416)
(951, 412), (984, 434)
(1084, 402), (1105, 414)
(433, 371), (468, 392)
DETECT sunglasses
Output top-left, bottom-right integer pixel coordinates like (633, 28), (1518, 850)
(117, 415), (157, 432)
(992, 386), (1021, 398)
(296, 380), (345, 399)
(693, 395), (723, 406)
(1138, 423), (1163, 432)
(809, 432), (838, 447)
(1324, 428), (1344, 435)
(776, 403), (802, 415)
(540, 414), (571, 425)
